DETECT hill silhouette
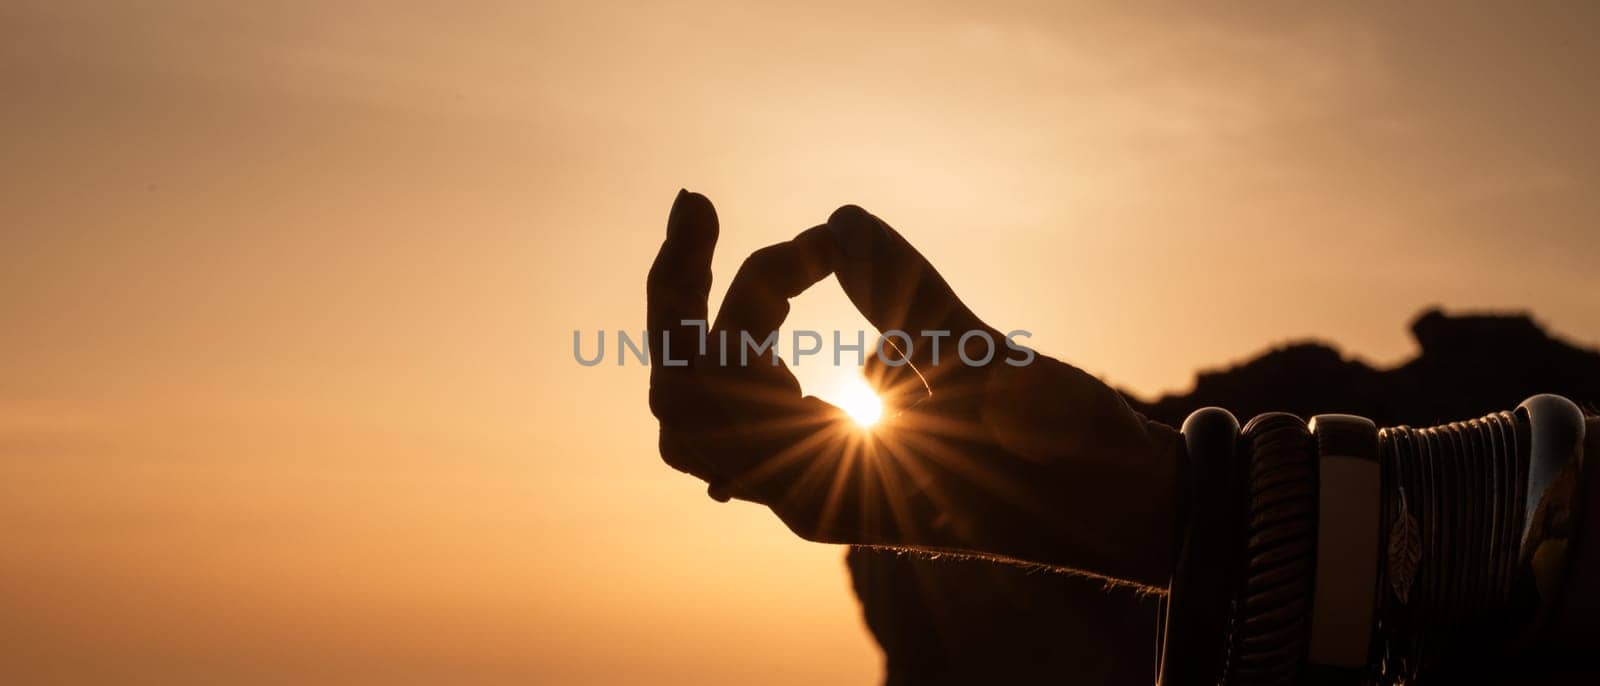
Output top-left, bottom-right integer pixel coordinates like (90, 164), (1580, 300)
(847, 308), (1600, 685)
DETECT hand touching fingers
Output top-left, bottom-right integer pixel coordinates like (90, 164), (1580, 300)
(646, 193), (1186, 587)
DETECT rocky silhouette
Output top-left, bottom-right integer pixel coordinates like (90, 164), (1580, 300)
(846, 308), (1600, 685)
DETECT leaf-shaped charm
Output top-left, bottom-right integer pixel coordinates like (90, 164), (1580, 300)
(1388, 488), (1421, 605)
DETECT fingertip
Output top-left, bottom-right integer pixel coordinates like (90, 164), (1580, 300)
(668, 189), (719, 244)
(792, 223), (843, 271)
(826, 205), (879, 259)
(827, 204), (872, 225)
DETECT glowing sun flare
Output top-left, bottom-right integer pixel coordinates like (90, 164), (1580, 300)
(834, 377), (884, 427)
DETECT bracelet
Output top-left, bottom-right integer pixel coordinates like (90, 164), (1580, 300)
(1159, 394), (1588, 684)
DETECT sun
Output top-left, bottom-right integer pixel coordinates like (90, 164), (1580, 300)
(833, 376), (884, 427)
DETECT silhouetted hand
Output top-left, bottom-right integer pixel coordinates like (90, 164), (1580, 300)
(648, 191), (1183, 587)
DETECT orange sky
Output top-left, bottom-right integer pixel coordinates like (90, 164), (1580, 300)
(4, 2), (1599, 684)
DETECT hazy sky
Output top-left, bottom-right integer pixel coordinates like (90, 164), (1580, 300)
(3, 2), (1598, 684)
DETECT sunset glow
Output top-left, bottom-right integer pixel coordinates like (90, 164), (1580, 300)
(832, 376), (884, 427)
(6, 2), (1600, 684)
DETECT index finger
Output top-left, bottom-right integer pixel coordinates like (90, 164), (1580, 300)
(647, 189), (718, 422)
(707, 224), (839, 394)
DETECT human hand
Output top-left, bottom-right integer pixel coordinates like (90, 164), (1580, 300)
(647, 192), (1184, 587)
